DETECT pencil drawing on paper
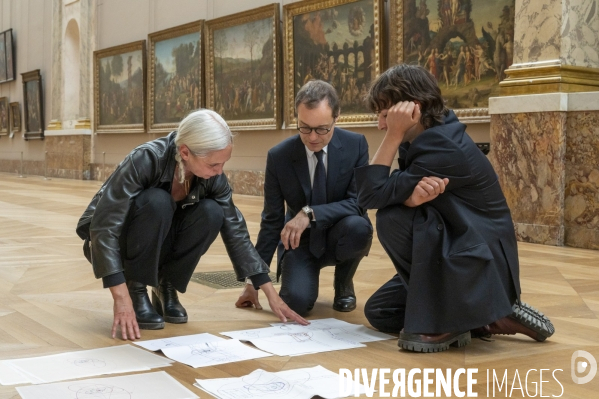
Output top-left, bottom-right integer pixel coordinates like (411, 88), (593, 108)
(68, 383), (132, 399)
(68, 358), (107, 368)
(218, 370), (311, 399)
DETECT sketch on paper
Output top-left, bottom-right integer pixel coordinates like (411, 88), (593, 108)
(133, 333), (225, 352)
(196, 366), (366, 399)
(68, 383), (132, 399)
(223, 318), (394, 348)
(160, 339), (271, 368)
(217, 370), (310, 399)
(16, 371), (198, 399)
(69, 358), (107, 369)
(187, 343), (240, 363)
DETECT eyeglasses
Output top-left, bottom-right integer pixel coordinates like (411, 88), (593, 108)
(297, 121), (335, 135)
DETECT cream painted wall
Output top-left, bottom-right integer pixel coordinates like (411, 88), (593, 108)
(0, 0), (491, 172)
(0, 0), (52, 162)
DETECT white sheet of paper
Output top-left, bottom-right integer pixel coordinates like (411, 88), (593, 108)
(220, 325), (293, 341)
(195, 365), (366, 399)
(118, 344), (174, 368)
(7, 345), (170, 384)
(16, 371), (198, 399)
(270, 318), (354, 329)
(0, 360), (31, 385)
(161, 339), (271, 368)
(270, 318), (396, 343)
(133, 333), (225, 352)
(247, 329), (365, 357)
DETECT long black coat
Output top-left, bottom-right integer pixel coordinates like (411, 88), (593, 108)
(355, 111), (520, 333)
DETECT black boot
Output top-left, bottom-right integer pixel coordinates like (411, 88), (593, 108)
(152, 280), (188, 323)
(126, 281), (165, 329)
(333, 259), (359, 312)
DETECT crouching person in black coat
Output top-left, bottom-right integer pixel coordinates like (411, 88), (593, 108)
(354, 64), (554, 352)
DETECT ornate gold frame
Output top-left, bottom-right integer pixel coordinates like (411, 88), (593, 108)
(0, 97), (8, 135)
(205, 4), (281, 130)
(390, 0), (495, 124)
(21, 69), (44, 140)
(93, 40), (147, 134)
(283, 0), (384, 128)
(148, 20), (204, 134)
(10, 101), (20, 133)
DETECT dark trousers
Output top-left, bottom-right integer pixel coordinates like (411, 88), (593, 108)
(364, 274), (408, 333)
(120, 188), (223, 293)
(279, 215), (372, 315)
(364, 206), (415, 333)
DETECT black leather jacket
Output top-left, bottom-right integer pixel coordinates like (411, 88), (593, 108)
(76, 131), (269, 281)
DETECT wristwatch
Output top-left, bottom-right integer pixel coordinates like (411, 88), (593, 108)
(302, 205), (315, 221)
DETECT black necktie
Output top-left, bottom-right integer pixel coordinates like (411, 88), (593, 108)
(310, 150), (326, 258)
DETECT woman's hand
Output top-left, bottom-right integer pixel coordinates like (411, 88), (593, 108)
(109, 283), (141, 340)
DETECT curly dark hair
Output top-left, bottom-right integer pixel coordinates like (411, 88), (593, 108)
(366, 64), (448, 129)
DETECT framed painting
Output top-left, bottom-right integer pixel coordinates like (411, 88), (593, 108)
(0, 32), (6, 83)
(10, 102), (21, 134)
(392, 0), (515, 123)
(148, 20), (204, 134)
(0, 29), (15, 83)
(283, 0), (385, 128)
(206, 4), (281, 130)
(0, 97), (8, 135)
(21, 70), (44, 140)
(94, 40), (146, 133)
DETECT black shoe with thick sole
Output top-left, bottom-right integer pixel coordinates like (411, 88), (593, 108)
(508, 301), (555, 341)
(333, 295), (357, 312)
(152, 280), (188, 324)
(126, 281), (164, 330)
(398, 331), (471, 353)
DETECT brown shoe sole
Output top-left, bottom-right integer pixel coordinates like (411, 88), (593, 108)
(398, 331), (471, 353)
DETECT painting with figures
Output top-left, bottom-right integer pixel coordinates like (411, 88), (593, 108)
(211, 15), (276, 127)
(149, 20), (203, 132)
(94, 40), (146, 133)
(99, 51), (144, 125)
(284, 0), (384, 127)
(403, 0), (515, 111)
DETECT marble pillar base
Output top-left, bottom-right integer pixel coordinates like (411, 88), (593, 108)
(225, 170), (265, 196)
(45, 135), (92, 180)
(564, 111), (599, 249)
(0, 160), (45, 177)
(490, 106), (599, 249)
(489, 112), (567, 246)
(89, 163), (118, 182)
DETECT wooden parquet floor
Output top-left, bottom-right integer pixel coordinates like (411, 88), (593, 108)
(1, 172), (598, 398)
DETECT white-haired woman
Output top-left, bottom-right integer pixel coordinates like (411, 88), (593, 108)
(77, 109), (307, 340)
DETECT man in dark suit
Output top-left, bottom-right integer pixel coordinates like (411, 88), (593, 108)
(355, 64), (554, 352)
(236, 80), (373, 316)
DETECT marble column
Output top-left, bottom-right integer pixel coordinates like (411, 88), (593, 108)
(488, 0), (599, 249)
(45, 0), (94, 180)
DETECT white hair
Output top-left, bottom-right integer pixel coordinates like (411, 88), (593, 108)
(174, 109), (233, 183)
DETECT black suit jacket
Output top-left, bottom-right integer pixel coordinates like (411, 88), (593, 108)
(355, 111), (520, 333)
(256, 127), (371, 274)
